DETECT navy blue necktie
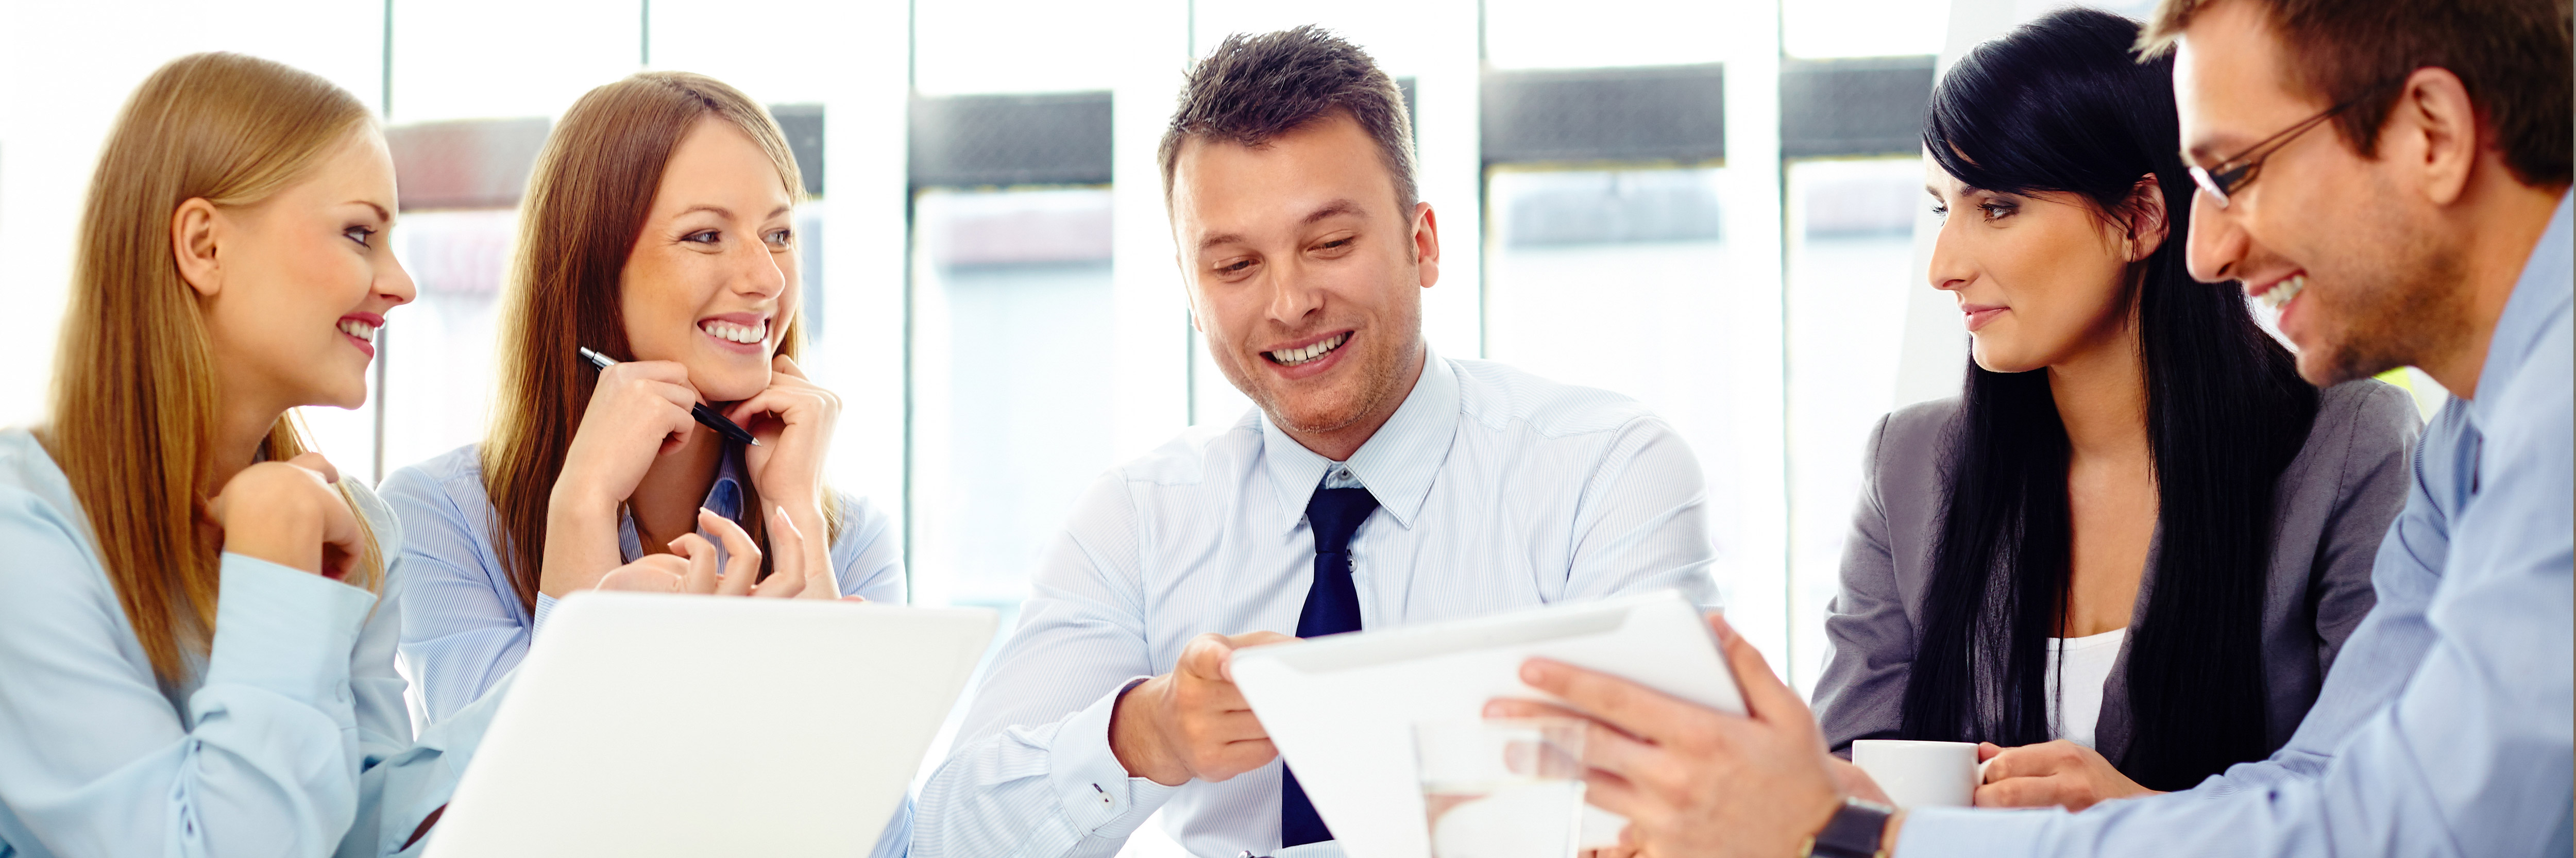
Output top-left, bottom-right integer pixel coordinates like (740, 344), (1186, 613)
(1281, 484), (1379, 848)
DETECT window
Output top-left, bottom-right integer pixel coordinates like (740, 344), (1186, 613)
(0, 0), (2035, 788)
(907, 188), (1118, 613)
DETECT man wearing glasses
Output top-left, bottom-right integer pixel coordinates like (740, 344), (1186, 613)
(1493, 0), (2573, 856)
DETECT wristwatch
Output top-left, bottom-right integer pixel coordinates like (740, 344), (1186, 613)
(1800, 797), (1895, 858)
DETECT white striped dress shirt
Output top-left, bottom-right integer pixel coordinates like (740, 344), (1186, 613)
(912, 349), (1720, 858)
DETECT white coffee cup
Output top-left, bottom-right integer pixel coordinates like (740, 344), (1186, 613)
(1851, 739), (1980, 808)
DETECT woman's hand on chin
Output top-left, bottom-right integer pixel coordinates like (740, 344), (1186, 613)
(1974, 740), (2161, 811)
(545, 359), (701, 596)
(725, 354), (839, 512)
(209, 451), (362, 579)
(555, 359), (701, 513)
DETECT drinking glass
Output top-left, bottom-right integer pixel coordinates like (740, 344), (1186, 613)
(1412, 717), (1587, 858)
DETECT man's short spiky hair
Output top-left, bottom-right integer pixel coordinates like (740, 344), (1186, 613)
(2140, 0), (2571, 188)
(1158, 26), (1419, 213)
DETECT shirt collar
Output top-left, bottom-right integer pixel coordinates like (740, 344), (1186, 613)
(1259, 346), (1461, 533)
(617, 443), (751, 563)
(2466, 192), (2573, 433)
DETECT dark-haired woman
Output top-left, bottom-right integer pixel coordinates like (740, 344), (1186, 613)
(1809, 7), (2417, 811)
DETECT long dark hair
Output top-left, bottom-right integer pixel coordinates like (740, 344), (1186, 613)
(1897, 8), (2320, 790)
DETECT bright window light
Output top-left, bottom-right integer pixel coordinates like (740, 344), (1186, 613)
(1783, 0), (1948, 59)
(912, 0), (1125, 95)
(1483, 0), (1729, 69)
(392, 0), (638, 122)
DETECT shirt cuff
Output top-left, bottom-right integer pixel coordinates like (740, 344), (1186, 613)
(204, 553), (377, 706)
(532, 592), (559, 638)
(1047, 677), (1180, 839)
(1895, 806), (2060, 858)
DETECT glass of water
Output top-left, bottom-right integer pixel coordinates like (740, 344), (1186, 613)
(1412, 717), (1587, 858)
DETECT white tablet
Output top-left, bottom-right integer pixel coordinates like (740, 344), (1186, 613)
(426, 592), (996, 858)
(1230, 590), (1741, 858)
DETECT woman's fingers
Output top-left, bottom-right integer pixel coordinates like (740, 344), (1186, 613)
(277, 455), (362, 580)
(670, 532), (723, 595)
(313, 484), (364, 580)
(721, 385), (823, 427)
(1974, 775), (2062, 808)
(283, 451), (341, 484)
(596, 556), (690, 592)
(771, 353), (808, 380)
(692, 508), (763, 596)
(1980, 741), (2074, 782)
(770, 506), (839, 600)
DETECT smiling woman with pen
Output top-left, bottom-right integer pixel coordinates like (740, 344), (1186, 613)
(376, 71), (904, 772)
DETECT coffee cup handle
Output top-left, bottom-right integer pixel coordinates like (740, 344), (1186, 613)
(1975, 755), (1995, 785)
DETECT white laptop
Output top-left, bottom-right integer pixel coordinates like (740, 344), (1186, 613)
(425, 592), (996, 858)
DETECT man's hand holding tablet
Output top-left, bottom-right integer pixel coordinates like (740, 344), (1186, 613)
(1111, 631), (1298, 785)
(1488, 613), (1895, 858)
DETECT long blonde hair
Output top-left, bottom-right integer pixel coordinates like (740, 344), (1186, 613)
(482, 71), (834, 614)
(42, 53), (385, 683)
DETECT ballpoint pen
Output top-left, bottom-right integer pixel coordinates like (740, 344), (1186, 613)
(577, 346), (761, 447)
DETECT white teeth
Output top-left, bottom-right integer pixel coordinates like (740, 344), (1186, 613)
(2258, 274), (2306, 312)
(1266, 332), (1350, 366)
(700, 319), (769, 344)
(337, 319), (377, 342)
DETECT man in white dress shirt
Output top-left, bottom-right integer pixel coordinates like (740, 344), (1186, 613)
(911, 26), (1720, 858)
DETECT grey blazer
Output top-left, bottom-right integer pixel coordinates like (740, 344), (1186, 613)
(1811, 379), (2420, 765)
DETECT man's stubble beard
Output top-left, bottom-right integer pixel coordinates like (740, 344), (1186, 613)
(1223, 290), (1423, 439)
(2302, 206), (2470, 387)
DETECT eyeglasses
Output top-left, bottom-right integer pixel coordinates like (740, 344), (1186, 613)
(2189, 84), (2397, 209)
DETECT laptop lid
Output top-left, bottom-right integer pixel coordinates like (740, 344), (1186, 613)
(427, 592), (996, 857)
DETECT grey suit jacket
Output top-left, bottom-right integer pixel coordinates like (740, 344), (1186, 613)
(1811, 379), (2420, 766)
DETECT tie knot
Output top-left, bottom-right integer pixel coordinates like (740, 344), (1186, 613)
(1304, 486), (1380, 554)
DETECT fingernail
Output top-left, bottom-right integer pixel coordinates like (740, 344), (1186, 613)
(1520, 661), (1547, 683)
(1482, 701), (1507, 718)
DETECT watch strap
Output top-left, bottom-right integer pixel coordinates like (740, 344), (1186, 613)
(1805, 797), (1894, 858)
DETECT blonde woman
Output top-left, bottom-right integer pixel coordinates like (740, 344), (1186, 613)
(0, 54), (496, 856)
(378, 72), (904, 852)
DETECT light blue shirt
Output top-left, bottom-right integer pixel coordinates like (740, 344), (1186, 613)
(378, 443), (912, 858)
(0, 428), (503, 858)
(1899, 195), (2575, 856)
(378, 443), (906, 725)
(912, 350), (1723, 858)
